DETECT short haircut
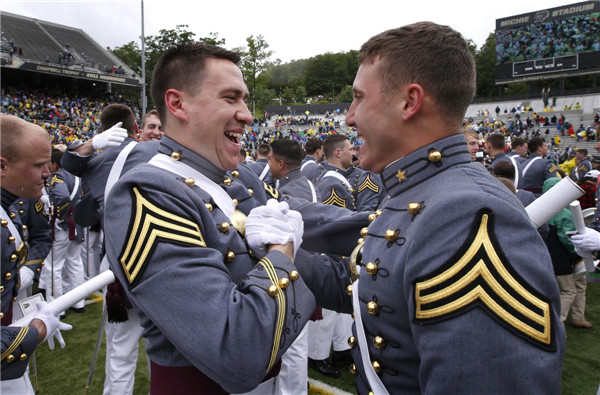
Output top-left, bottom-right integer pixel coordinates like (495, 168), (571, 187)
(359, 22), (476, 126)
(528, 137), (546, 154)
(462, 129), (478, 140)
(305, 137), (323, 155)
(150, 43), (241, 127)
(511, 137), (526, 149)
(487, 133), (505, 150)
(141, 109), (160, 129)
(257, 143), (271, 157)
(51, 148), (64, 165)
(323, 134), (349, 159)
(492, 160), (515, 181)
(1, 115), (46, 162)
(496, 177), (516, 194)
(100, 104), (136, 136)
(271, 139), (303, 168)
(578, 148), (588, 156)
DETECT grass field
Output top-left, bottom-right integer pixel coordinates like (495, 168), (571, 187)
(30, 282), (600, 394)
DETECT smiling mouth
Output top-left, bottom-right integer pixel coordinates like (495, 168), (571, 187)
(225, 131), (242, 144)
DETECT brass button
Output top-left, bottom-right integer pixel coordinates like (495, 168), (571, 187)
(19, 353), (27, 361)
(357, 237), (364, 244)
(6, 354), (15, 363)
(348, 336), (356, 347)
(22, 225), (27, 232)
(369, 392), (374, 395)
(223, 177), (232, 186)
(41, 262), (45, 266)
(349, 363), (357, 375)
(10, 254), (17, 262)
(232, 199), (238, 207)
(12, 297), (17, 302)
(18, 210), (24, 215)
(346, 284), (353, 295)
(372, 360), (382, 373)
(289, 271), (299, 281)
(360, 227), (369, 238)
(407, 202), (421, 215)
(375, 209), (383, 217)
(8, 236), (15, 244)
(248, 249), (255, 258)
(225, 251), (235, 262)
(0, 285), (4, 292)
(367, 301), (378, 315)
(36, 268), (41, 272)
(0, 312), (3, 319)
(267, 285), (279, 297)
(368, 213), (377, 223)
(5, 272), (12, 280)
(278, 278), (290, 289)
(19, 201), (24, 206)
(205, 203), (213, 212)
(184, 178), (195, 187)
(231, 170), (240, 179)
(374, 336), (386, 349)
(365, 262), (378, 275)
(428, 150), (442, 162)
(248, 188), (254, 196)
(16, 282), (20, 288)
(171, 151), (181, 160)
(385, 230), (398, 242)
(9, 213), (15, 219)
(218, 222), (230, 233)
(1, 220), (7, 227)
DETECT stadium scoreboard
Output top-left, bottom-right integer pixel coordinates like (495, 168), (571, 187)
(495, 1), (600, 84)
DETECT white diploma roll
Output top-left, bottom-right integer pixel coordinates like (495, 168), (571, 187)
(525, 177), (584, 229)
(569, 201), (596, 273)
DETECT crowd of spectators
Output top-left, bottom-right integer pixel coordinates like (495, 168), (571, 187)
(496, 12), (600, 64)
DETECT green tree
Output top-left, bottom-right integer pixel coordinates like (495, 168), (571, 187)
(239, 35), (274, 116)
(110, 41), (142, 75)
(282, 87), (295, 104)
(338, 85), (354, 103)
(474, 33), (497, 98)
(295, 86), (307, 104)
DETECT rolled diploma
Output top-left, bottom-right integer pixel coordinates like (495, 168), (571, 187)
(10, 270), (115, 327)
(569, 201), (596, 273)
(525, 177), (584, 228)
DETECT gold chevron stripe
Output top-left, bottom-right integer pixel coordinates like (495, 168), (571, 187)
(415, 213), (551, 345)
(120, 187), (206, 284)
(258, 257), (285, 373)
(34, 199), (44, 213)
(49, 175), (64, 187)
(25, 258), (44, 266)
(322, 187), (346, 208)
(263, 182), (279, 200)
(1, 327), (29, 360)
(358, 174), (379, 193)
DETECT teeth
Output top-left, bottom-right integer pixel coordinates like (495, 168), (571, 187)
(225, 131), (242, 139)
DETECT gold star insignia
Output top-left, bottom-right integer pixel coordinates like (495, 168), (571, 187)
(396, 170), (407, 183)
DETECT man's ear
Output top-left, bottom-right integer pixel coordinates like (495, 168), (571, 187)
(401, 83), (425, 122)
(0, 156), (7, 176)
(165, 89), (188, 123)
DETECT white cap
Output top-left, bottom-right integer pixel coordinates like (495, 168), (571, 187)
(584, 170), (600, 179)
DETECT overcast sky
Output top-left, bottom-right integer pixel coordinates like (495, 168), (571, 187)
(1, 0), (582, 63)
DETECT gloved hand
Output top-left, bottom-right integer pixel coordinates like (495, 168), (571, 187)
(92, 122), (127, 150)
(19, 267), (35, 289)
(570, 227), (600, 253)
(40, 194), (50, 206)
(245, 199), (304, 259)
(33, 301), (72, 350)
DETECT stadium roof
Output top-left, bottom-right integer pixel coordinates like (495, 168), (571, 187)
(0, 11), (142, 87)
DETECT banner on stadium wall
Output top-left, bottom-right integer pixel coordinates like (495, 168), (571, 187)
(496, 1), (599, 30)
(5, 61), (142, 87)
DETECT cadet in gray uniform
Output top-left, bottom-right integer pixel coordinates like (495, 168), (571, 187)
(520, 137), (559, 196)
(572, 149), (592, 182)
(301, 137), (325, 184)
(351, 144), (384, 211)
(296, 23), (565, 394)
(317, 134), (357, 210)
(1, 115), (71, 388)
(104, 43), (316, 394)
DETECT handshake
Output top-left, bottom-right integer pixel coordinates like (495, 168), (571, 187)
(245, 199), (304, 259)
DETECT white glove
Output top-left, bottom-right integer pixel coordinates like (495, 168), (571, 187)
(574, 245), (593, 260)
(92, 122), (127, 150)
(40, 194), (50, 206)
(570, 227), (600, 253)
(19, 267), (35, 289)
(245, 199), (304, 259)
(33, 301), (72, 350)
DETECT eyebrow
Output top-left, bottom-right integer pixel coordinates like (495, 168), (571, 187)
(221, 88), (248, 99)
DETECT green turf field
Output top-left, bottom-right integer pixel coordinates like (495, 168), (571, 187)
(29, 282), (599, 394)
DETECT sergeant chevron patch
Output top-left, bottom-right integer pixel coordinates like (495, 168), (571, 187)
(358, 173), (379, 193)
(414, 209), (555, 350)
(263, 182), (279, 200)
(322, 187), (346, 208)
(34, 199), (44, 213)
(49, 174), (64, 186)
(119, 187), (206, 285)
